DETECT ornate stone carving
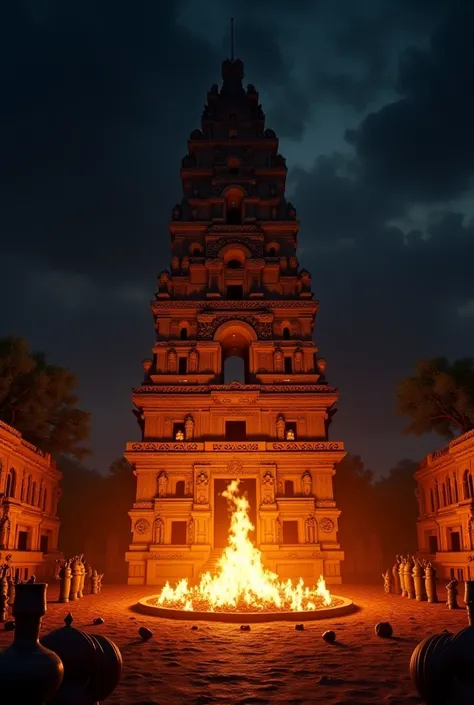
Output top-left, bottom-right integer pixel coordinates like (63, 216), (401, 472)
(261, 471), (275, 504)
(149, 553), (185, 560)
(315, 500), (337, 508)
(276, 517), (283, 544)
(301, 470), (312, 496)
(134, 501), (153, 509)
(157, 471), (169, 497)
(152, 299), (318, 311)
(153, 517), (164, 544)
(212, 396), (258, 405)
(276, 415), (285, 440)
(305, 515), (317, 543)
(167, 348), (177, 373)
(130, 443), (199, 451)
(196, 471), (209, 486)
(211, 443), (259, 452)
(319, 518), (334, 533)
(227, 458), (243, 475)
(133, 385), (338, 395)
(198, 314), (272, 340)
(184, 415), (195, 440)
(187, 518), (194, 545)
(269, 442), (342, 451)
(134, 519), (150, 535)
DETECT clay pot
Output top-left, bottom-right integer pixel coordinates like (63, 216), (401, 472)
(375, 622), (393, 638)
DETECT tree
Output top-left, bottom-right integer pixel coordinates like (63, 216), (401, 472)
(397, 357), (474, 439)
(0, 336), (90, 459)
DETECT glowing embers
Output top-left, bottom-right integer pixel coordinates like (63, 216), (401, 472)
(151, 480), (334, 614)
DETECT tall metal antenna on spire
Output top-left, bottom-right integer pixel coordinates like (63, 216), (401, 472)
(230, 17), (235, 61)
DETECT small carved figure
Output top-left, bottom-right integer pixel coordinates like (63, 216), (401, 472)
(57, 558), (72, 603)
(154, 517), (164, 545)
(90, 568), (99, 595)
(157, 472), (169, 498)
(167, 348), (177, 373)
(276, 415), (286, 440)
(425, 562), (438, 603)
(0, 513), (11, 550)
(0, 590), (9, 622)
(184, 415), (195, 440)
(276, 518), (283, 544)
(399, 557), (407, 597)
(187, 518), (194, 545)
(294, 348), (303, 372)
(188, 349), (199, 373)
(305, 516), (316, 544)
(382, 569), (393, 594)
(274, 349), (284, 374)
(404, 555), (416, 599)
(301, 471), (312, 497)
(261, 471), (275, 504)
(412, 559), (427, 601)
(446, 578), (459, 609)
(392, 556), (402, 595)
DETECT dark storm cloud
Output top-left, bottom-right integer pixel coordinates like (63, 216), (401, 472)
(1, 0), (474, 473)
(346, 4), (474, 202)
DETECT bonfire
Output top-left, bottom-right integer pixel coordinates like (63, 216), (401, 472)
(156, 479), (333, 613)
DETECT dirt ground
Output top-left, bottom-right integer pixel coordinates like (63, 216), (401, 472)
(0, 582), (470, 705)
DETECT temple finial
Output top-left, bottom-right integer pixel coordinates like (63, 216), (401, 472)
(231, 17), (235, 61)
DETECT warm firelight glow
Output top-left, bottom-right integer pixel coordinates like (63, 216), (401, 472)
(155, 480), (333, 613)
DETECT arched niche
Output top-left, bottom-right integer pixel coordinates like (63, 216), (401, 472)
(189, 242), (203, 256)
(214, 320), (257, 383)
(219, 243), (251, 266)
(266, 241), (280, 256)
(223, 186), (245, 225)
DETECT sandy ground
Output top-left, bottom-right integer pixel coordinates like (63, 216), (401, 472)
(0, 582), (470, 705)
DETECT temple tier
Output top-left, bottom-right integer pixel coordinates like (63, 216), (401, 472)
(125, 55), (345, 587)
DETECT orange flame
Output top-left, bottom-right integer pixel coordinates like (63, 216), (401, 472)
(156, 480), (333, 613)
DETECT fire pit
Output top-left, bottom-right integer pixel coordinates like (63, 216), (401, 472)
(136, 480), (355, 623)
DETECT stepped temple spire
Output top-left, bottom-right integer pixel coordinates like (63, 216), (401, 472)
(124, 57), (345, 587)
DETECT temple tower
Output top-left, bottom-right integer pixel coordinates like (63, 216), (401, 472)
(125, 56), (345, 586)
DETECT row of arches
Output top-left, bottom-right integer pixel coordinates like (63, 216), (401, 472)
(422, 469), (473, 514)
(4, 468), (48, 511)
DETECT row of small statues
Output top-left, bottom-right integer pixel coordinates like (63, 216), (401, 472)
(382, 555), (440, 603)
(55, 555), (103, 603)
(0, 561), (38, 622)
(383, 554), (464, 609)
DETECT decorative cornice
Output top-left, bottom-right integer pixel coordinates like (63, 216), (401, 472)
(151, 299), (319, 310)
(126, 440), (343, 453)
(133, 383), (338, 395)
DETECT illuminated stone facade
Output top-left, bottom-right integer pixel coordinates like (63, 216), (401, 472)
(125, 56), (345, 587)
(415, 429), (474, 581)
(0, 420), (62, 579)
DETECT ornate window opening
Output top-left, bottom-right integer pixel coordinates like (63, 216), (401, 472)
(178, 357), (187, 375)
(463, 469), (473, 500)
(173, 422), (185, 441)
(180, 327), (188, 340)
(284, 480), (295, 497)
(175, 480), (185, 497)
(5, 468), (16, 498)
(282, 327), (290, 340)
(284, 356), (293, 374)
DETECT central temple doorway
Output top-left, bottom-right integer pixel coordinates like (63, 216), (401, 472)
(213, 478), (257, 548)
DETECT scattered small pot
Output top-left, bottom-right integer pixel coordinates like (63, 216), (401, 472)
(93, 617), (105, 625)
(240, 625), (251, 631)
(375, 622), (393, 638)
(295, 624), (304, 631)
(191, 625), (198, 630)
(322, 630), (336, 643)
(138, 626), (154, 641)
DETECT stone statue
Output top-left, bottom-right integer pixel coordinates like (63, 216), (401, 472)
(167, 348), (177, 373)
(188, 349), (199, 373)
(301, 471), (312, 497)
(294, 348), (303, 372)
(0, 513), (10, 550)
(382, 569), (393, 594)
(469, 517), (474, 551)
(276, 518), (283, 544)
(154, 517), (164, 544)
(157, 472), (168, 498)
(261, 471), (275, 504)
(184, 415), (195, 441)
(446, 578), (459, 609)
(274, 349), (284, 373)
(392, 555), (402, 595)
(276, 415), (286, 440)
(305, 516), (316, 544)
(316, 358), (327, 377)
(187, 518), (194, 545)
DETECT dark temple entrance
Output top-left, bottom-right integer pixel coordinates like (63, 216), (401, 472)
(213, 478), (257, 548)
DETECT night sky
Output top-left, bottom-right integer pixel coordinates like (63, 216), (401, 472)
(1, 1), (473, 475)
